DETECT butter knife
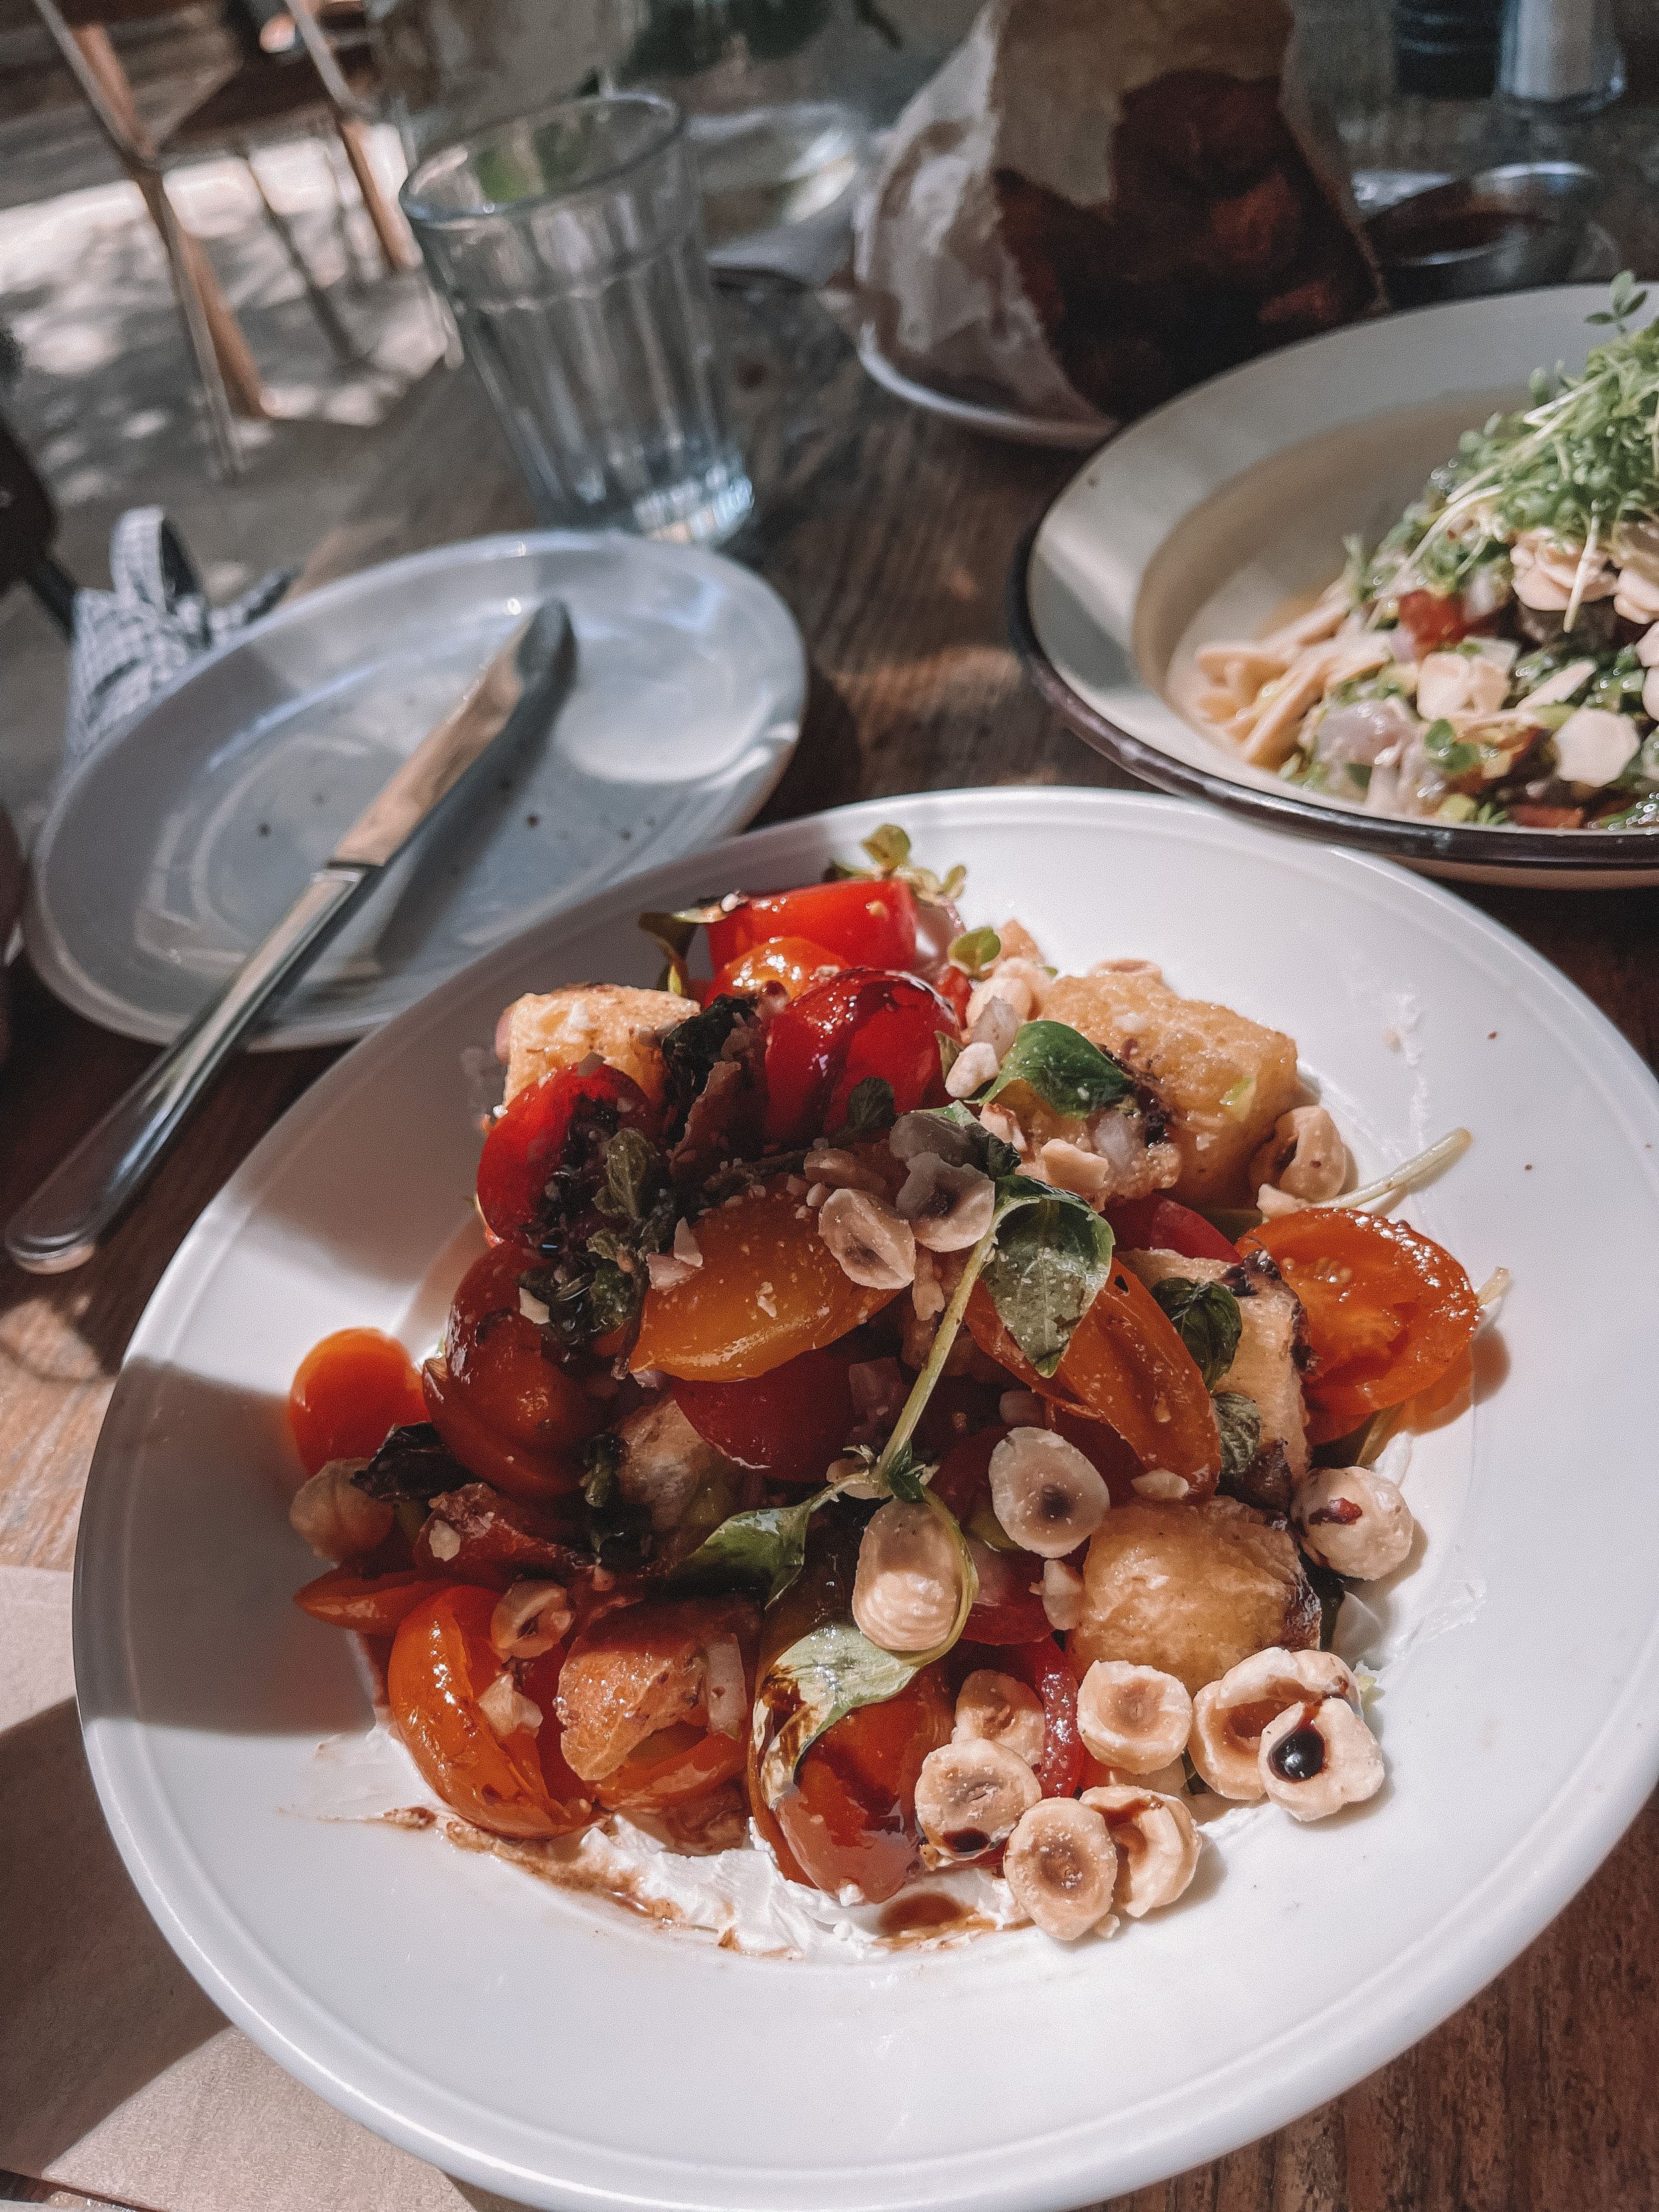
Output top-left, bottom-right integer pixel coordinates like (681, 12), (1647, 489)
(7, 597), (575, 1274)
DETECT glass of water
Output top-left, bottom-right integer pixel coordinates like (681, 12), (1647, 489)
(401, 94), (753, 544)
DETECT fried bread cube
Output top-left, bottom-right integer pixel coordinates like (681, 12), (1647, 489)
(1070, 1499), (1319, 1695)
(1043, 970), (1300, 1205)
(498, 984), (690, 1107)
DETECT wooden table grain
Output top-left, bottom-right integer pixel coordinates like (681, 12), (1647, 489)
(3, 283), (1656, 2211)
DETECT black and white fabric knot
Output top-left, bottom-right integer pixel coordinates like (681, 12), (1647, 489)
(66, 507), (292, 766)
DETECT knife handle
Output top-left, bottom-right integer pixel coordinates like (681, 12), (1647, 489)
(5, 865), (371, 1274)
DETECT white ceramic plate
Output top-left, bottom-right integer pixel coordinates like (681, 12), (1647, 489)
(1015, 286), (1659, 887)
(77, 788), (1659, 2209)
(26, 532), (804, 1050)
(857, 324), (1110, 450)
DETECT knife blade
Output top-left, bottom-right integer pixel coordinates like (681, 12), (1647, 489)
(5, 598), (575, 1274)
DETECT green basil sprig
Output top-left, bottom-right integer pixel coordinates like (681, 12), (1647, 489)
(754, 1621), (920, 1810)
(1212, 1390), (1262, 1483)
(1151, 1276), (1243, 1389)
(979, 1019), (1134, 1118)
(668, 1497), (821, 1607)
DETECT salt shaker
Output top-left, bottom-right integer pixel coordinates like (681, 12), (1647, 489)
(1499, 0), (1626, 111)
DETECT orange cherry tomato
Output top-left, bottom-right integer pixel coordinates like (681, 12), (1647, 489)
(1244, 1209), (1480, 1444)
(711, 936), (847, 1002)
(293, 1565), (436, 1636)
(388, 1585), (593, 1839)
(596, 1722), (747, 1812)
(630, 1177), (900, 1380)
(288, 1328), (426, 1477)
(707, 877), (918, 973)
(965, 1262), (1221, 1487)
(421, 1359), (581, 1505)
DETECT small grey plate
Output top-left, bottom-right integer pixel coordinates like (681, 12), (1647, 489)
(26, 531), (805, 1049)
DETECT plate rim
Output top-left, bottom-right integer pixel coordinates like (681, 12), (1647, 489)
(1009, 285), (1659, 879)
(24, 528), (805, 1053)
(73, 786), (1659, 2209)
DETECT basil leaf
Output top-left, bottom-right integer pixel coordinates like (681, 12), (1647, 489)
(861, 822), (912, 873)
(669, 1499), (818, 1606)
(899, 1102), (1019, 1179)
(981, 1019), (1134, 1118)
(352, 1423), (466, 1504)
(659, 994), (753, 1127)
(596, 1126), (663, 1226)
(948, 926), (1001, 978)
(1151, 1276), (1243, 1389)
(1212, 1390), (1262, 1483)
(833, 1075), (896, 1141)
(981, 1183), (1115, 1376)
(755, 1621), (920, 1809)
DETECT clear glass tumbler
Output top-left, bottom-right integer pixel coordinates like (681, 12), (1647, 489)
(401, 94), (753, 544)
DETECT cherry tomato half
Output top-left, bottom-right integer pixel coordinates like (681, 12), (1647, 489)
(427, 1243), (597, 1501)
(748, 1520), (952, 1901)
(1107, 1195), (1239, 1264)
(596, 1722), (747, 1812)
(673, 1345), (857, 1483)
(293, 1565), (436, 1636)
(388, 1585), (594, 1839)
(631, 1178), (899, 1380)
(953, 1636), (1082, 1800)
(288, 1329), (426, 1477)
(476, 1063), (656, 1245)
(711, 936), (846, 1003)
(966, 1263), (1220, 1486)
(1245, 1209), (1479, 1443)
(763, 968), (959, 1147)
(1398, 589), (1486, 655)
(707, 877), (918, 974)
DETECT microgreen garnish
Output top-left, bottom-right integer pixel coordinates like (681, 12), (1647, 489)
(948, 926), (1001, 978)
(829, 822), (968, 909)
(1423, 717), (1479, 778)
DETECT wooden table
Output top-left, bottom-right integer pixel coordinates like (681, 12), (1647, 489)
(3, 281), (1656, 2211)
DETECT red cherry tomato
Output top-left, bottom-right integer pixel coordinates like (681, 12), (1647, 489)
(476, 1063), (656, 1244)
(427, 1243), (597, 1501)
(1244, 1209), (1480, 1443)
(293, 1565), (436, 1636)
(1107, 1195), (1239, 1263)
(763, 968), (959, 1146)
(711, 936), (846, 1003)
(707, 877), (918, 974)
(933, 964), (973, 1025)
(747, 1520), (952, 1901)
(755, 1666), (955, 1903)
(999, 1637), (1083, 1799)
(388, 1585), (594, 1838)
(288, 1329), (426, 1476)
(672, 1346), (857, 1484)
(1398, 589), (1479, 654)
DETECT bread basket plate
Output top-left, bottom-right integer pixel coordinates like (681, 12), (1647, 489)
(75, 788), (1659, 2207)
(1013, 286), (1659, 887)
(857, 323), (1110, 450)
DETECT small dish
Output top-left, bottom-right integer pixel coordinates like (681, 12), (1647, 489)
(1013, 284), (1659, 887)
(25, 532), (804, 1051)
(1366, 162), (1603, 305)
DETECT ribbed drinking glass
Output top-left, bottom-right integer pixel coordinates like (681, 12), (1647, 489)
(402, 94), (753, 544)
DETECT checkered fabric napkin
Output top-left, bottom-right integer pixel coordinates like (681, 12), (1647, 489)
(65, 506), (292, 767)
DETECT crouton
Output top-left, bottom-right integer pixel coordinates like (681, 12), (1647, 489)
(1070, 1498), (1319, 1694)
(1043, 970), (1299, 1205)
(498, 984), (691, 1107)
